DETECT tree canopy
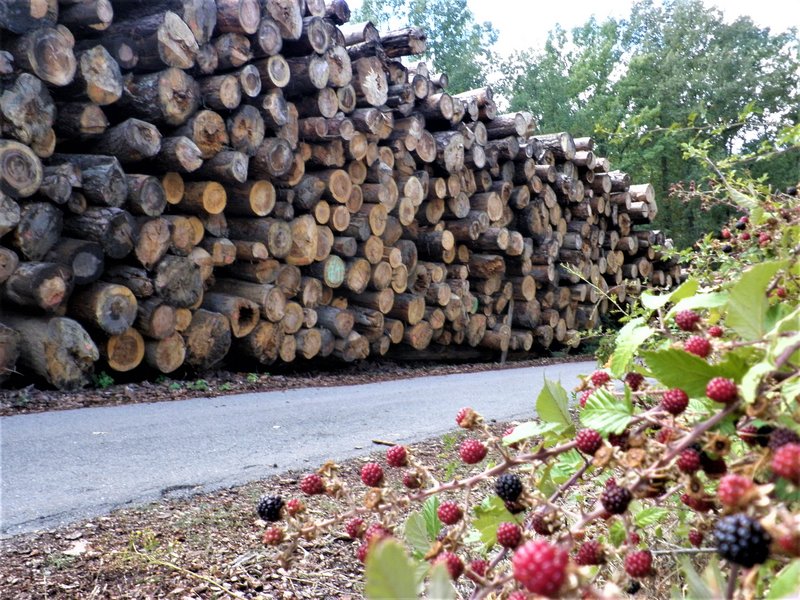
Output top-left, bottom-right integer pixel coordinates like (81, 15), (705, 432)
(500, 0), (799, 246)
(353, 0), (498, 92)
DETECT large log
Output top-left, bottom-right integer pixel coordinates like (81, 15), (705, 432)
(117, 67), (201, 126)
(7, 25), (77, 86)
(11, 201), (62, 261)
(0, 139), (42, 198)
(0, 315), (98, 390)
(43, 237), (104, 285)
(2, 260), (73, 312)
(183, 308), (231, 370)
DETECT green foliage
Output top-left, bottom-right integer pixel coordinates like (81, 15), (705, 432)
(535, 377), (574, 437)
(471, 496), (518, 549)
(403, 497), (441, 558)
(766, 560), (800, 599)
(726, 261), (788, 340)
(500, 0), (800, 247)
(364, 540), (419, 599)
(609, 317), (656, 377)
(186, 379), (210, 392)
(580, 387), (633, 435)
(354, 0), (497, 92)
(92, 371), (114, 389)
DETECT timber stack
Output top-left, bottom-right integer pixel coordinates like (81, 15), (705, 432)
(0, 0), (678, 390)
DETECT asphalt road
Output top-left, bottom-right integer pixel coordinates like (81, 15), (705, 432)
(0, 360), (593, 537)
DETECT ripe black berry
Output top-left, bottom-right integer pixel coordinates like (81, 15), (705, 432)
(601, 484), (632, 514)
(714, 514), (771, 567)
(495, 473), (523, 502)
(257, 495), (284, 522)
(768, 427), (800, 450)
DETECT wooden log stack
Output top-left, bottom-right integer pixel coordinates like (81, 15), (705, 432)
(0, 0), (679, 389)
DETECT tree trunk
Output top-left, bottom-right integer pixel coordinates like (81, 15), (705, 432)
(182, 308), (231, 369)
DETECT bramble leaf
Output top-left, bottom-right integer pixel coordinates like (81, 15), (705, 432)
(766, 559), (800, 599)
(642, 349), (735, 398)
(364, 539), (419, 599)
(610, 317), (656, 378)
(580, 388), (633, 435)
(472, 496), (518, 548)
(427, 563), (456, 600)
(726, 261), (787, 340)
(502, 421), (561, 445)
(536, 378), (573, 434)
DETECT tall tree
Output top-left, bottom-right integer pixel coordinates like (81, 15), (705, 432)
(500, 0), (800, 246)
(354, 0), (497, 92)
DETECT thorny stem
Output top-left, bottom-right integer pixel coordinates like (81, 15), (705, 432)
(726, 564), (740, 600)
(651, 547), (718, 555)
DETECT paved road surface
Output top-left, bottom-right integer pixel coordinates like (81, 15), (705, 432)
(1, 361), (593, 536)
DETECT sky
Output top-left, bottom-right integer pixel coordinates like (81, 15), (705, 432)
(347, 0), (800, 58)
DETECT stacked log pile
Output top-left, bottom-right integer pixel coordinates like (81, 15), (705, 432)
(0, 0), (679, 389)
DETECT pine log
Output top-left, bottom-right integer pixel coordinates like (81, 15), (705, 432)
(213, 32), (252, 68)
(252, 15), (283, 57)
(0, 314), (98, 389)
(99, 327), (145, 372)
(101, 11), (199, 70)
(226, 216), (292, 258)
(62, 207), (136, 259)
(200, 292), (259, 337)
(111, 0), (217, 44)
(11, 201), (62, 261)
(2, 260), (73, 312)
(144, 331), (186, 373)
(227, 104), (266, 156)
(8, 25), (77, 86)
(197, 73), (242, 110)
(0, 139), (42, 198)
(0, 246), (20, 284)
(0, 73), (55, 148)
(173, 109), (229, 159)
(264, 0), (303, 40)
(183, 308), (231, 370)
(93, 118), (162, 162)
(43, 237), (104, 285)
(153, 254), (202, 307)
(118, 67), (201, 126)
(53, 101), (108, 138)
(211, 278), (286, 322)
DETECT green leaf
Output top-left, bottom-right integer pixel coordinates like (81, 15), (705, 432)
(502, 421), (561, 445)
(679, 557), (715, 600)
(641, 278), (699, 312)
(404, 512), (431, 558)
(634, 507), (669, 527)
(782, 376), (800, 405)
(536, 378), (573, 433)
(472, 496), (518, 548)
(726, 261), (787, 340)
(766, 559), (800, 599)
(550, 449), (585, 484)
(610, 317), (656, 377)
(580, 388), (633, 435)
(609, 520), (626, 547)
(427, 563), (456, 600)
(740, 362), (774, 403)
(421, 496), (441, 540)
(669, 291), (729, 315)
(643, 349), (728, 398)
(364, 539), (419, 600)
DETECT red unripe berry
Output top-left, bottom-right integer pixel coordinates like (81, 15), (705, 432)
(772, 443), (800, 484)
(689, 530), (704, 547)
(741, 231), (751, 240)
(437, 501), (463, 525)
(575, 540), (604, 565)
(286, 498), (305, 516)
(386, 445), (408, 467)
(681, 493), (714, 512)
(300, 473), (324, 495)
(737, 424), (760, 446)
(364, 523), (390, 544)
(739, 216), (750, 224)
(778, 532), (800, 556)
(759, 232), (772, 246)
(360, 462), (384, 487)
(356, 541), (370, 563)
(576, 429), (603, 455)
(675, 310), (701, 331)
(708, 325), (724, 337)
(512, 540), (568, 597)
(590, 370), (611, 387)
(345, 517), (365, 539)
(684, 335), (711, 358)
(459, 438), (487, 464)
(531, 512), (553, 535)
(662, 388), (689, 415)
(625, 371), (645, 391)
(721, 228), (731, 239)
(578, 389), (593, 407)
(434, 551), (463, 580)
(706, 377), (738, 404)
(624, 550), (653, 578)
(677, 448), (702, 473)
(497, 522), (522, 548)
(456, 407), (478, 428)
(717, 473), (753, 507)
(403, 470), (422, 489)
(262, 526), (284, 545)
(628, 532), (641, 545)
(775, 287), (787, 298)
(467, 558), (487, 581)
(507, 593), (529, 600)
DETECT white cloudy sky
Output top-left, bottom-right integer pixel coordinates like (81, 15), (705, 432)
(347, 0), (800, 57)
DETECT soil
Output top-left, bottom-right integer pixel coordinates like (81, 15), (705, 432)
(0, 354), (593, 417)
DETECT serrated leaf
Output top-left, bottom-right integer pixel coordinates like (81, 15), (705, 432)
(610, 317), (656, 377)
(421, 496), (441, 540)
(536, 378), (573, 432)
(701, 556), (726, 598)
(782, 376), (800, 404)
(580, 388), (633, 435)
(550, 449), (584, 484)
(641, 278), (700, 312)
(427, 563), (456, 600)
(669, 291), (729, 315)
(741, 362), (774, 403)
(726, 261), (787, 340)
(404, 512), (431, 558)
(766, 559), (800, 599)
(472, 496), (517, 548)
(634, 507), (669, 527)
(364, 539), (419, 600)
(503, 421), (561, 445)
(609, 520), (626, 547)
(642, 349), (729, 398)
(679, 557), (715, 600)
